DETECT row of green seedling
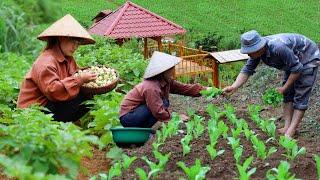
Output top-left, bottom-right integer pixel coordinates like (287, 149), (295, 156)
(206, 104), (228, 160)
(248, 104), (276, 139)
(225, 104), (277, 161)
(156, 112), (182, 144)
(180, 110), (205, 156)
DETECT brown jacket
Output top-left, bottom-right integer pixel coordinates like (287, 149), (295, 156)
(119, 79), (204, 121)
(17, 45), (82, 108)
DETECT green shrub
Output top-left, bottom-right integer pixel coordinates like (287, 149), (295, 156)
(0, 52), (32, 107)
(76, 37), (147, 91)
(0, 106), (99, 179)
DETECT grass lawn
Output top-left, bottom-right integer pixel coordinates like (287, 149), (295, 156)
(62, 0), (320, 47)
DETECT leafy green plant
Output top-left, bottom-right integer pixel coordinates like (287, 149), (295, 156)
(177, 159), (211, 180)
(250, 135), (277, 160)
(134, 168), (154, 180)
(122, 154), (137, 170)
(192, 115), (205, 138)
(234, 146), (243, 164)
(186, 120), (195, 136)
(314, 155), (320, 179)
(0, 107), (99, 179)
(106, 162), (122, 179)
(224, 104), (237, 124)
(227, 137), (240, 150)
(244, 128), (255, 141)
(0, 154), (69, 180)
(264, 118), (277, 138)
(181, 134), (193, 156)
(266, 161), (296, 180)
(156, 113), (181, 143)
(206, 143), (225, 160)
(153, 150), (171, 169)
(236, 156), (256, 180)
(206, 104), (224, 121)
(76, 37), (147, 91)
(141, 150), (170, 179)
(84, 92), (123, 146)
(200, 87), (222, 100)
(279, 136), (306, 161)
(208, 127), (221, 145)
(217, 120), (229, 138)
(262, 88), (283, 107)
(248, 104), (262, 124)
(231, 126), (242, 139)
(0, 52), (31, 107)
(194, 32), (223, 52)
(248, 105), (276, 139)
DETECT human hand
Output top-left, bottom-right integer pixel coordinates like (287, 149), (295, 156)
(80, 72), (97, 84)
(222, 85), (237, 95)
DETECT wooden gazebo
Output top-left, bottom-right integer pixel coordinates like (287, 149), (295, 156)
(89, 1), (186, 58)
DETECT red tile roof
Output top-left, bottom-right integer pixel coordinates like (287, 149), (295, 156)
(89, 1), (186, 39)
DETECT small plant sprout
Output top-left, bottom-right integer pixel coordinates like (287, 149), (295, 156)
(141, 151), (170, 179)
(265, 118), (276, 138)
(279, 136), (306, 161)
(193, 115), (205, 138)
(231, 126), (242, 139)
(224, 104), (237, 124)
(135, 167), (159, 180)
(200, 87), (222, 100)
(208, 127), (220, 145)
(244, 128), (255, 141)
(250, 135), (277, 160)
(206, 104), (223, 121)
(227, 137), (240, 150)
(153, 150), (171, 170)
(314, 155), (320, 179)
(135, 168), (148, 180)
(122, 154), (137, 170)
(181, 133), (193, 156)
(234, 146), (243, 164)
(248, 104), (262, 123)
(107, 162), (122, 179)
(217, 121), (229, 138)
(177, 159), (211, 180)
(206, 143), (225, 160)
(266, 161), (296, 180)
(152, 142), (163, 152)
(186, 120), (195, 136)
(236, 156), (256, 180)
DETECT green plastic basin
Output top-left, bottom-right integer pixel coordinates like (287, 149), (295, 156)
(110, 127), (153, 145)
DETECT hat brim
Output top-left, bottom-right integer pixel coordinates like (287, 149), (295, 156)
(240, 37), (266, 54)
(37, 35), (95, 45)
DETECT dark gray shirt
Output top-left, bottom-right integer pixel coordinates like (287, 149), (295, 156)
(241, 33), (320, 75)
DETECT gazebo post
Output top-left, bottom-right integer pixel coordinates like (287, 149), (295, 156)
(212, 60), (219, 87)
(144, 38), (148, 59)
(157, 36), (163, 52)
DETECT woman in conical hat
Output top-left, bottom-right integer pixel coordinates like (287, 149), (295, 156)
(119, 51), (207, 128)
(17, 14), (96, 122)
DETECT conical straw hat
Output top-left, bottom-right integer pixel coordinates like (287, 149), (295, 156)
(38, 14), (95, 45)
(143, 51), (181, 79)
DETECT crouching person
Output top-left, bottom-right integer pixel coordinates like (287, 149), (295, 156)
(17, 14), (96, 122)
(119, 51), (207, 128)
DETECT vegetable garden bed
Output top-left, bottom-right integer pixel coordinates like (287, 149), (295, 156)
(106, 102), (318, 179)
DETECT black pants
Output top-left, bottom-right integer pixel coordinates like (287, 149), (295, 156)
(44, 93), (92, 122)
